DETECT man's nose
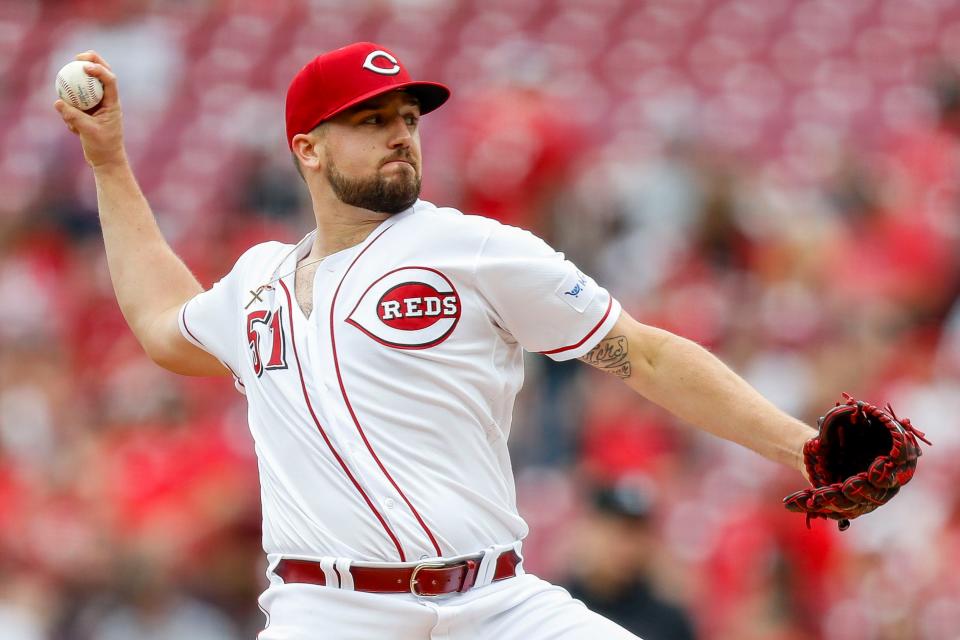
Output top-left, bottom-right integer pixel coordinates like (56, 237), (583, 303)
(387, 115), (413, 148)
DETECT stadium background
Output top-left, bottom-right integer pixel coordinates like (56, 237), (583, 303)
(2, 0), (960, 637)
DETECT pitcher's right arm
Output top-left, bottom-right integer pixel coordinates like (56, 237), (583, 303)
(54, 51), (228, 376)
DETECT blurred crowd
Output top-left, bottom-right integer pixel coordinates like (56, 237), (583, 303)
(3, 0), (960, 638)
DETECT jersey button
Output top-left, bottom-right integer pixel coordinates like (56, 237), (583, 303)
(384, 498), (396, 510)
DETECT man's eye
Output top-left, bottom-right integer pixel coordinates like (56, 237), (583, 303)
(362, 115), (380, 124)
(405, 115), (419, 126)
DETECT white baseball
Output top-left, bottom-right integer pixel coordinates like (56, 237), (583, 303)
(55, 60), (104, 111)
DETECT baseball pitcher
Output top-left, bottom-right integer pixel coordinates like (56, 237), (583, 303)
(55, 42), (927, 639)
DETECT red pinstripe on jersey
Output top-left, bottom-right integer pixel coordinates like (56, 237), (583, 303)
(331, 225), (444, 558)
(277, 278), (407, 561)
(181, 302), (243, 382)
(539, 297), (614, 356)
(181, 303), (205, 347)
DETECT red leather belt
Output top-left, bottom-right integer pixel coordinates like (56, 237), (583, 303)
(276, 550), (521, 597)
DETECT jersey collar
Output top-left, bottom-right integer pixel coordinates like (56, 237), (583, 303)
(272, 201), (423, 283)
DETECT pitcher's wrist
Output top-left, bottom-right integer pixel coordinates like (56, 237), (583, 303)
(91, 152), (130, 174)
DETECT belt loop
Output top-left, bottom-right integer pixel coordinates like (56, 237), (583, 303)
(335, 558), (354, 591)
(266, 555), (284, 585)
(512, 540), (525, 576)
(474, 546), (499, 588)
(319, 557), (339, 588)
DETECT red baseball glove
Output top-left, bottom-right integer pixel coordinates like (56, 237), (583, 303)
(783, 394), (931, 531)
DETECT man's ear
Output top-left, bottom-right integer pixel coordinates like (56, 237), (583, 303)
(291, 132), (322, 173)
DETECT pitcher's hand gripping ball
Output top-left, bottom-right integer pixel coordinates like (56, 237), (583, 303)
(55, 60), (104, 111)
(783, 394), (931, 531)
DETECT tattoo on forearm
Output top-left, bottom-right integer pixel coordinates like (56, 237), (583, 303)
(579, 335), (631, 379)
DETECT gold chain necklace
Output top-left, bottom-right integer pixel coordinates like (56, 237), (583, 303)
(245, 253), (327, 309)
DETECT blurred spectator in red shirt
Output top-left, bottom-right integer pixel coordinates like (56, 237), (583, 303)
(447, 84), (587, 235)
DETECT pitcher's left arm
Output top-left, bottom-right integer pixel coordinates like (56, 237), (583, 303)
(579, 309), (816, 477)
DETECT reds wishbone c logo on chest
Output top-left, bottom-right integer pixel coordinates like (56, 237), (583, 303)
(346, 267), (461, 349)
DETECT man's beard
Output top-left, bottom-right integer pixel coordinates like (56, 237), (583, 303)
(325, 155), (421, 215)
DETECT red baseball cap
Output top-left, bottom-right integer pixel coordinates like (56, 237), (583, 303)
(285, 42), (450, 149)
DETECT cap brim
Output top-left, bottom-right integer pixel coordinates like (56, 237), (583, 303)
(321, 81), (451, 126)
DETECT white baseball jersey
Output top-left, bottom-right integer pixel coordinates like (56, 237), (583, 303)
(179, 199), (621, 564)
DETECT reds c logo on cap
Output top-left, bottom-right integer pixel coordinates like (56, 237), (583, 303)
(362, 50), (401, 76)
(346, 267), (461, 349)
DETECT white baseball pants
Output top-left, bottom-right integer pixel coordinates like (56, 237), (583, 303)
(257, 573), (641, 640)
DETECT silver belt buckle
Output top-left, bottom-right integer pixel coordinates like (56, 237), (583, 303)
(409, 560), (448, 596)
